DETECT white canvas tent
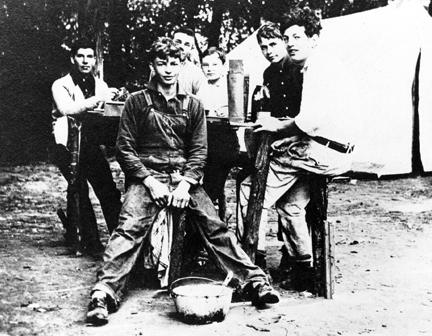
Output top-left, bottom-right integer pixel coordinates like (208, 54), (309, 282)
(226, 1), (432, 176)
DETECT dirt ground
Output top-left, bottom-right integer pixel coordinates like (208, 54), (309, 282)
(1, 162), (432, 336)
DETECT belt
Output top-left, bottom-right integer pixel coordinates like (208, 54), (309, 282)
(312, 136), (354, 154)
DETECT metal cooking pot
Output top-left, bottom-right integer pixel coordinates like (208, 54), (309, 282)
(170, 273), (233, 324)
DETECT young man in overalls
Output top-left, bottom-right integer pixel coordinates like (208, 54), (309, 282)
(86, 37), (279, 326)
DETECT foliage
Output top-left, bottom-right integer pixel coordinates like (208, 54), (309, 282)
(1, 0), (390, 164)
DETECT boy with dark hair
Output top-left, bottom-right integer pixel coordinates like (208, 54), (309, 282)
(51, 39), (121, 254)
(280, 6), (322, 41)
(256, 22), (302, 119)
(239, 23), (297, 270)
(86, 37), (279, 326)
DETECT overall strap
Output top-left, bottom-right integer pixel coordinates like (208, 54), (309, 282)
(143, 89), (153, 107)
(181, 95), (190, 116)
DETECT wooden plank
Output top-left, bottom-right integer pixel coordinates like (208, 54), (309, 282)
(66, 119), (85, 255)
(242, 132), (273, 261)
(169, 210), (187, 284)
(308, 176), (333, 298)
(326, 219), (335, 298)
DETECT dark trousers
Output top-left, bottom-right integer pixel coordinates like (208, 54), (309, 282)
(203, 123), (251, 219)
(54, 143), (121, 246)
(92, 173), (267, 308)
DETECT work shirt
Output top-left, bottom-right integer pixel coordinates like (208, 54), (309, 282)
(116, 78), (207, 185)
(263, 56), (303, 118)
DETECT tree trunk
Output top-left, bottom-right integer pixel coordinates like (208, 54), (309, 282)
(77, 0), (105, 77)
(106, 0), (129, 87)
(249, 0), (264, 29)
(206, 0), (226, 47)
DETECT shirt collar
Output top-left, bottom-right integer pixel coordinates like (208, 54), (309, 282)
(280, 55), (291, 69)
(269, 55), (291, 72)
(300, 48), (318, 74)
(208, 75), (226, 87)
(146, 76), (187, 98)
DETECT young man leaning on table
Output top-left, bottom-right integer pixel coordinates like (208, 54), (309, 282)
(239, 7), (355, 291)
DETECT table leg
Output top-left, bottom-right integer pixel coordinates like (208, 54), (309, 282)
(308, 176), (334, 298)
(67, 119), (85, 255)
(242, 132), (273, 261)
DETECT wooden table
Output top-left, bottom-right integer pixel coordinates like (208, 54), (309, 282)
(233, 126), (334, 298)
(64, 111), (334, 297)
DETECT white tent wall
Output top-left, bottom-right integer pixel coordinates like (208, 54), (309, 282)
(317, 3), (421, 176)
(226, 1), (431, 176)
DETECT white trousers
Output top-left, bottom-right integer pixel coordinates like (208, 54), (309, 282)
(238, 136), (353, 261)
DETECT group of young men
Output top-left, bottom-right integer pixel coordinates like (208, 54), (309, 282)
(51, 6), (355, 326)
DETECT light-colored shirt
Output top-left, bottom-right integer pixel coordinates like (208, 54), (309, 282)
(51, 73), (110, 145)
(294, 52), (359, 146)
(51, 73), (109, 120)
(178, 61), (207, 96)
(197, 75), (229, 117)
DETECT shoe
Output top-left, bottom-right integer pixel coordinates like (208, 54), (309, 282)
(86, 295), (109, 326)
(279, 246), (311, 271)
(84, 241), (105, 257)
(250, 283), (280, 306)
(280, 263), (314, 292)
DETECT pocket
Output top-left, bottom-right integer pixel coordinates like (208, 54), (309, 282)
(166, 114), (188, 136)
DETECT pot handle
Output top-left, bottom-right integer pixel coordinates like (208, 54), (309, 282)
(222, 271), (234, 287)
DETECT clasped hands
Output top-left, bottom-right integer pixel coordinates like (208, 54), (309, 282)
(144, 176), (191, 209)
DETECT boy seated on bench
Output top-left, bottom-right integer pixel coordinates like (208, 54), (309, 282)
(239, 7), (355, 291)
(86, 37), (279, 326)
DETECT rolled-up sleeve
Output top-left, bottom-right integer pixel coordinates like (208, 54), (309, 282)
(116, 95), (151, 181)
(183, 99), (207, 183)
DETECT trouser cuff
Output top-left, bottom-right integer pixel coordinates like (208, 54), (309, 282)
(92, 283), (120, 312)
